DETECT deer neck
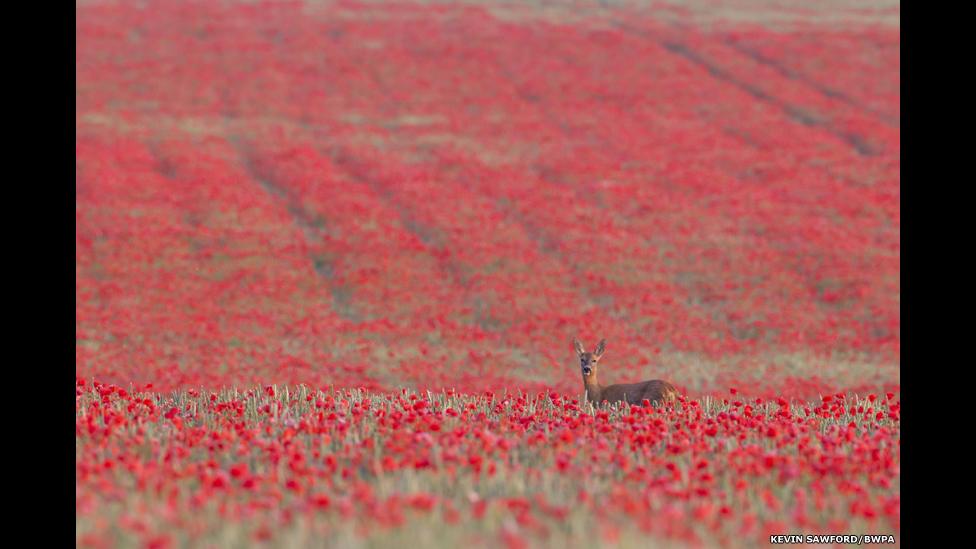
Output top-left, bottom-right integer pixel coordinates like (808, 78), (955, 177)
(583, 374), (602, 404)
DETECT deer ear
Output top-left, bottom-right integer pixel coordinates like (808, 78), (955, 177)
(573, 338), (586, 357)
(593, 339), (606, 359)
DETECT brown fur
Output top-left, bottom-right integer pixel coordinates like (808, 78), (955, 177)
(574, 338), (678, 407)
(587, 379), (678, 407)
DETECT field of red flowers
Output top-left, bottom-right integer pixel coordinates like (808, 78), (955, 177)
(77, 380), (899, 548)
(77, 0), (899, 546)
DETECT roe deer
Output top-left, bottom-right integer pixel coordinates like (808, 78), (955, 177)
(573, 338), (678, 407)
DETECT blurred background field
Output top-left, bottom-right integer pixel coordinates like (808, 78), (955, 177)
(76, 0), (899, 399)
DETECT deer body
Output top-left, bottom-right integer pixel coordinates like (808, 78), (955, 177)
(575, 338), (678, 407)
(584, 378), (677, 407)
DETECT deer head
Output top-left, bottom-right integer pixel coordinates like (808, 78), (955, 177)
(573, 338), (606, 379)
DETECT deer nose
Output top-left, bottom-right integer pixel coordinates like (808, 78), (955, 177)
(582, 366), (592, 375)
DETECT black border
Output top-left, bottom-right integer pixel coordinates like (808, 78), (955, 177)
(899, 0), (947, 543)
(19, 0), (76, 545)
(899, 4), (910, 545)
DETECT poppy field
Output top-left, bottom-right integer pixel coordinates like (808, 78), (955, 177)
(76, 0), (900, 547)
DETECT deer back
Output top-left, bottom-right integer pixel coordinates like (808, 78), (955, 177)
(600, 380), (677, 406)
